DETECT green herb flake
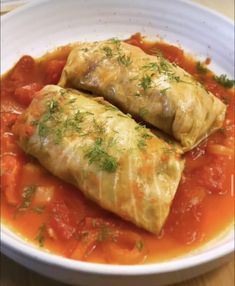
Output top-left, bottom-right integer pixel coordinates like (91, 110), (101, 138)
(109, 38), (121, 47)
(102, 46), (113, 58)
(137, 131), (152, 150)
(84, 138), (118, 173)
(93, 118), (105, 134)
(48, 99), (60, 114)
(18, 185), (37, 211)
(142, 62), (159, 71)
(142, 133), (152, 139)
(160, 87), (170, 95)
(135, 123), (147, 131)
(214, 74), (235, 88)
(137, 138), (147, 150)
(35, 224), (46, 247)
(59, 89), (67, 97)
(135, 240), (144, 252)
(196, 62), (208, 74)
(38, 122), (49, 139)
(117, 54), (132, 67)
(139, 75), (152, 91)
(104, 105), (119, 112)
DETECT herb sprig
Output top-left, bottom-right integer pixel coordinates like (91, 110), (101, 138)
(214, 74), (235, 88)
(35, 224), (46, 247)
(18, 185), (37, 211)
(85, 138), (118, 172)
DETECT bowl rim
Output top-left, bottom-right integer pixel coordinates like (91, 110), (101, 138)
(1, 226), (234, 275)
(1, 0), (234, 276)
(1, 0), (234, 25)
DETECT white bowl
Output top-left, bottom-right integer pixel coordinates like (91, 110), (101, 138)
(1, 1), (234, 285)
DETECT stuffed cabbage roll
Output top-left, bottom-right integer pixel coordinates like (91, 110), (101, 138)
(13, 85), (184, 234)
(59, 40), (226, 150)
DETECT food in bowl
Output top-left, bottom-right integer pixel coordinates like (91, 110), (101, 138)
(1, 33), (234, 265)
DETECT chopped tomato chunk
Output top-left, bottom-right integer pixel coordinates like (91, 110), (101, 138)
(49, 200), (76, 240)
(10, 55), (36, 85)
(1, 155), (21, 205)
(45, 59), (66, 84)
(14, 83), (43, 106)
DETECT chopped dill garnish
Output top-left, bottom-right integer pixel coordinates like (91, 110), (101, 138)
(142, 62), (159, 71)
(84, 138), (118, 172)
(214, 74), (235, 88)
(159, 58), (172, 73)
(103, 46), (113, 58)
(142, 133), (152, 139)
(104, 105), (119, 112)
(109, 38), (121, 47)
(48, 99), (60, 114)
(160, 87), (170, 95)
(18, 185), (37, 211)
(54, 128), (64, 144)
(139, 75), (152, 91)
(59, 89), (67, 97)
(117, 54), (132, 66)
(137, 138), (147, 149)
(38, 122), (49, 139)
(93, 118), (105, 134)
(135, 123), (153, 150)
(35, 224), (46, 247)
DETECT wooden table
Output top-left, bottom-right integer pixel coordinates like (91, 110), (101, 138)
(1, 1), (234, 285)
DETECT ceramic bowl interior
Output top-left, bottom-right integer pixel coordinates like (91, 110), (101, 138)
(1, 0), (234, 285)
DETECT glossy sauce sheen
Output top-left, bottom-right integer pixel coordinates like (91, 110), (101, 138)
(1, 34), (234, 264)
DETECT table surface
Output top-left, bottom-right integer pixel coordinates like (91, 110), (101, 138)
(1, 0), (234, 285)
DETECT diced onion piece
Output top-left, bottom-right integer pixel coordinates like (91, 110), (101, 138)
(33, 186), (54, 205)
(47, 227), (57, 240)
(14, 83), (43, 106)
(207, 144), (233, 156)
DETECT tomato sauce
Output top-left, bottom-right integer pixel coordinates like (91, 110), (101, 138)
(1, 34), (234, 264)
